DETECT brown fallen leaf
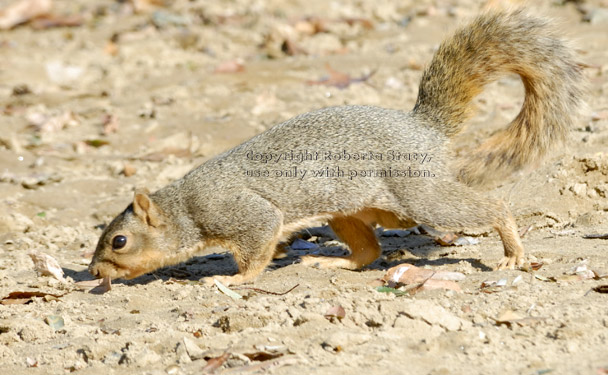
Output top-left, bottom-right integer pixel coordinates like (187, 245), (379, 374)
(307, 64), (375, 89)
(591, 111), (608, 122)
(1, 291), (63, 305)
(593, 285), (608, 294)
(30, 13), (83, 29)
(202, 351), (230, 374)
(583, 233), (608, 239)
(28, 251), (65, 282)
(342, 17), (373, 29)
(521, 262), (544, 272)
(593, 270), (608, 279)
(324, 305), (346, 320)
(243, 350), (284, 362)
(85, 139), (110, 148)
(131, 0), (165, 13)
(293, 17), (327, 35)
(280, 38), (307, 56)
(0, 0), (52, 30)
(435, 232), (458, 246)
(214, 59), (245, 74)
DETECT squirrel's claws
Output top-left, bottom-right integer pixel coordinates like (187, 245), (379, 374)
(495, 256), (524, 271)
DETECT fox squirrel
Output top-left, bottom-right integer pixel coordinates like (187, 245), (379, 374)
(89, 10), (584, 286)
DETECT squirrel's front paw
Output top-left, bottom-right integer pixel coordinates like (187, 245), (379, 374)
(494, 256), (524, 270)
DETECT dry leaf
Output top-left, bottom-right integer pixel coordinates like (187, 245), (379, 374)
(592, 285), (608, 294)
(1, 291), (63, 305)
(383, 264), (465, 285)
(281, 38), (307, 56)
(324, 305), (346, 320)
(307, 64), (375, 89)
(593, 270), (608, 279)
(411, 279), (462, 294)
(131, 0), (165, 13)
(583, 233), (608, 239)
(591, 111), (608, 122)
(30, 13), (83, 29)
(521, 262), (544, 272)
(0, 0), (52, 29)
(342, 17), (373, 29)
(202, 352), (230, 374)
(435, 233), (479, 246)
(243, 350), (284, 362)
(436, 232), (458, 246)
(28, 251), (65, 282)
(85, 139), (110, 148)
(375, 286), (408, 296)
(214, 60), (245, 74)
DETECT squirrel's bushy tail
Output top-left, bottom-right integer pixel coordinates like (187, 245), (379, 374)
(412, 9), (584, 186)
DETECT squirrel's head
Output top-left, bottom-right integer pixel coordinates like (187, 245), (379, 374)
(88, 189), (180, 280)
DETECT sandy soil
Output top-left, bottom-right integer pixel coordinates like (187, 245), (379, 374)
(1, 0), (608, 374)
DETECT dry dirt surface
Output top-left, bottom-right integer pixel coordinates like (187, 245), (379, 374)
(1, 0), (608, 374)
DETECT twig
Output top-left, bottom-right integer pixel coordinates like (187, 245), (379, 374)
(231, 283), (299, 296)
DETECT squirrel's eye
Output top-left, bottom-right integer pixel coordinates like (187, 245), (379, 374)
(112, 235), (127, 250)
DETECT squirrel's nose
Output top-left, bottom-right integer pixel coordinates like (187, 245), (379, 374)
(88, 263), (99, 277)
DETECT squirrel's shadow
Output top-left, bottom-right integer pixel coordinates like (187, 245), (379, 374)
(70, 225), (491, 286)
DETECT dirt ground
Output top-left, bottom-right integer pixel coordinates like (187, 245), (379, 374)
(1, 0), (608, 374)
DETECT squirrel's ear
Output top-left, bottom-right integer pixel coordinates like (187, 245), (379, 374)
(133, 189), (162, 227)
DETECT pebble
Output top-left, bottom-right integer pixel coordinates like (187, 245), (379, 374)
(571, 183), (587, 197)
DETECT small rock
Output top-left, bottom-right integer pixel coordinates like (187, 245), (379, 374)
(570, 183), (587, 197)
(12, 84), (31, 96)
(585, 8), (608, 25)
(400, 300), (470, 331)
(182, 337), (205, 361)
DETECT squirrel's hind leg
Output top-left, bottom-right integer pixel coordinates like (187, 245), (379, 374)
(400, 183), (524, 270)
(301, 215), (381, 270)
